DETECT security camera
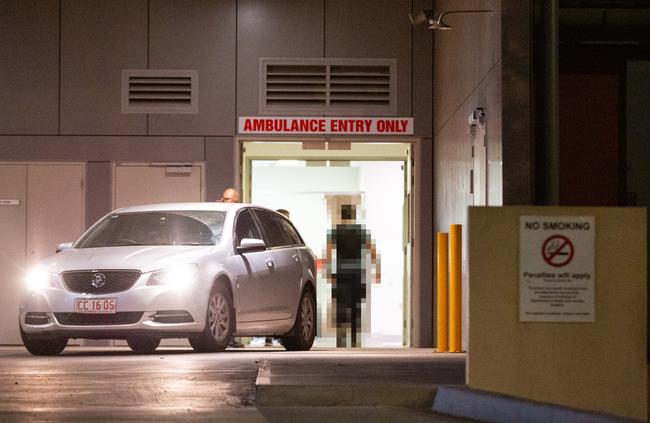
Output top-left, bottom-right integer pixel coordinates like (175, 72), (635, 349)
(409, 9), (436, 26)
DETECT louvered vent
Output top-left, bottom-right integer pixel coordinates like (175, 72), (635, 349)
(260, 58), (396, 116)
(329, 65), (391, 105)
(265, 64), (326, 106)
(121, 70), (198, 114)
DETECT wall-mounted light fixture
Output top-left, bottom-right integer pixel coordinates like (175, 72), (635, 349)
(410, 9), (493, 30)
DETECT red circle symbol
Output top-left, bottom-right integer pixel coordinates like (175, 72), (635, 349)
(541, 235), (574, 267)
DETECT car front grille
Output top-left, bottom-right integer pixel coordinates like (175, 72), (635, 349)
(54, 312), (144, 326)
(62, 270), (141, 294)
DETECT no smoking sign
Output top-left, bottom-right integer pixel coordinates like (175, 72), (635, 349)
(519, 215), (595, 322)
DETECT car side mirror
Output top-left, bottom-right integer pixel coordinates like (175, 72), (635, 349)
(237, 238), (266, 253)
(56, 242), (74, 253)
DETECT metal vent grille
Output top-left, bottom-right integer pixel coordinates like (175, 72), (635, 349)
(122, 69), (198, 114)
(260, 58), (396, 116)
(265, 64), (326, 106)
(329, 65), (391, 105)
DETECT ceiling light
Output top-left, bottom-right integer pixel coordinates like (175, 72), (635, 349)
(410, 9), (494, 31)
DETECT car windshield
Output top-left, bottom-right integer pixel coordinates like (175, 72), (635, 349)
(76, 210), (226, 248)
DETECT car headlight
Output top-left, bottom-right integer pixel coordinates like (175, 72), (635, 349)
(147, 263), (199, 288)
(25, 268), (57, 292)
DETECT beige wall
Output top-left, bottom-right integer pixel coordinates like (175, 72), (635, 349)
(0, 162), (85, 345)
(433, 0), (502, 349)
(0, 0), (436, 346)
(468, 206), (647, 421)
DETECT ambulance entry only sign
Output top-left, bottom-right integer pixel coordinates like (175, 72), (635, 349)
(519, 216), (595, 322)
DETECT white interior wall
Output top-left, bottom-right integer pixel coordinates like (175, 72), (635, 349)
(252, 164), (359, 346)
(251, 161), (404, 346)
(355, 161), (404, 341)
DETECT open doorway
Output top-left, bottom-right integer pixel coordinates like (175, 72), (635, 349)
(241, 141), (412, 347)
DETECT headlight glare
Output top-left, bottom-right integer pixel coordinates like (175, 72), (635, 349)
(147, 263), (199, 287)
(25, 269), (56, 292)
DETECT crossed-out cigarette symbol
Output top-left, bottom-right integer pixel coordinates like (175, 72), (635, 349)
(542, 235), (574, 267)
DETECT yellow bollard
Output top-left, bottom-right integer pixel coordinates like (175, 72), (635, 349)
(449, 224), (462, 352)
(436, 233), (449, 352)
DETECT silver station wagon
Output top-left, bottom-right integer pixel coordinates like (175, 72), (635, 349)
(19, 203), (317, 355)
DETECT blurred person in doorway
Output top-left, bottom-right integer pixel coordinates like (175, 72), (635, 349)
(323, 204), (380, 347)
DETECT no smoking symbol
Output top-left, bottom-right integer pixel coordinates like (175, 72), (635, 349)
(542, 235), (574, 267)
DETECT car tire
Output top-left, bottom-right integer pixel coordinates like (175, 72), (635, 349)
(126, 336), (161, 353)
(282, 289), (316, 351)
(189, 284), (234, 353)
(20, 324), (68, 356)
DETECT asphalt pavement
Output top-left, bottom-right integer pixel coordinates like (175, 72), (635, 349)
(0, 345), (471, 422)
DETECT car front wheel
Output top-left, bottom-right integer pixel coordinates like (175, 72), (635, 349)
(189, 284), (234, 353)
(282, 289), (316, 351)
(20, 324), (68, 356)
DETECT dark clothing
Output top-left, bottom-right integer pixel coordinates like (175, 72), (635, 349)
(333, 273), (364, 347)
(329, 224), (369, 347)
(332, 224), (368, 262)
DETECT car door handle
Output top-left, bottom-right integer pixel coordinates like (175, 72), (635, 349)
(265, 259), (274, 269)
(292, 254), (300, 263)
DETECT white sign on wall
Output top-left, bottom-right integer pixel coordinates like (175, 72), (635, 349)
(0, 199), (20, 206)
(519, 216), (595, 322)
(238, 116), (414, 135)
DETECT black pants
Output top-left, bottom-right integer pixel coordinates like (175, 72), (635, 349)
(333, 272), (365, 347)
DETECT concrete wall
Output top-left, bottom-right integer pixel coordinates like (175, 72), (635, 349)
(432, 0), (502, 348)
(501, 0), (532, 205)
(468, 206), (647, 421)
(0, 0), (60, 134)
(627, 61), (650, 210)
(0, 0), (435, 345)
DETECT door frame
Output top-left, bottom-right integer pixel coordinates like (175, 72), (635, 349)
(234, 136), (429, 347)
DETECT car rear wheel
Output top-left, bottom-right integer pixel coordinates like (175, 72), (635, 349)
(20, 324), (68, 356)
(126, 336), (161, 353)
(282, 289), (316, 351)
(189, 284), (234, 353)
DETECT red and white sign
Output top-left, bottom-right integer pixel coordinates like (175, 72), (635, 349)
(541, 235), (575, 267)
(519, 216), (595, 322)
(238, 116), (414, 135)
